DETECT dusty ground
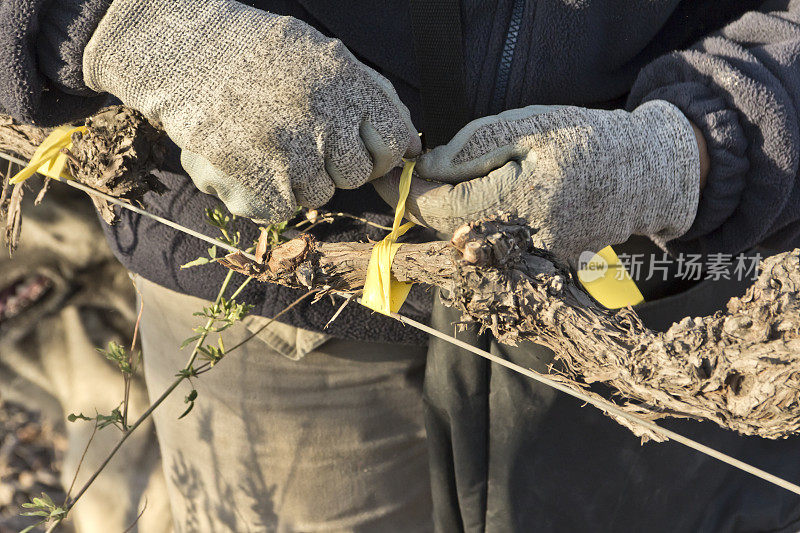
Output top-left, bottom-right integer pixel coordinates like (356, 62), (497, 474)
(0, 399), (66, 533)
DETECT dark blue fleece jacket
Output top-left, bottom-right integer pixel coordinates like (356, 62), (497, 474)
(2, 0), (799, 344)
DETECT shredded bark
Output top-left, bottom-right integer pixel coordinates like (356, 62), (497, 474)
(0, 107), (168, 254)
(220, 215), (800, 441)
(65, 106), (167, 223)
(0, 116), (47, 161)
(2, 184), (24, 255)
(0, 116), (48, 255)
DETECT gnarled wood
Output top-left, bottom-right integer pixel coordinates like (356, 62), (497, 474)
(4, 108), (800, 440)
(0, 116), (47, 160)
(0, 107), (166, 226)
(221, 216), (800, 440)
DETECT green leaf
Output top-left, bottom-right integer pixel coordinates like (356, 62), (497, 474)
(20, 522), (44, 533)
(21, 511), (49, 517)
(67, 413), (92, 423)
(178, 401), (195, 419)
(208, 246), (217, 259)
(175, 368), (198, 379)
(97, 342), (133, 375)
(96, 407), (124, 430)
(181, 257), (210, 269)
(39, 492), (54, 507)
(180, 335), (202, 349)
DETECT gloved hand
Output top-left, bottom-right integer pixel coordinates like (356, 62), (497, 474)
(374, 101), (700, 264)
(83, 0), (420, 222)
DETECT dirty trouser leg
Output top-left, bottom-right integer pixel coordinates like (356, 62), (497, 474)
(135, 276), (432, 532)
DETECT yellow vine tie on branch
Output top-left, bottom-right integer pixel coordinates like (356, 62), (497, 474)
(361, 159), (416, 315)
(360, 158), (644, 313)
(12, 129), (642, 311)
(578, 246), (644, 309)
(10, 125), (86, 184)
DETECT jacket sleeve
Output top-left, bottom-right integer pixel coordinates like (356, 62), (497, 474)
(0, 0), (111, 126)
(627, 0), (800, 255)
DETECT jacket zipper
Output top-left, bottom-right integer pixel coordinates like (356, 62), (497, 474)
(491, 0), (526, 112)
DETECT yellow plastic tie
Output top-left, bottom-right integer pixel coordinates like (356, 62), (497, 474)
(577, 245), (644, 309)
(10, 125), (86, 185)
(361, 160), (417, 315)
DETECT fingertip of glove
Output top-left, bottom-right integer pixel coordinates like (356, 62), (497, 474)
(360, 120), (422, 180)
(406, 132), (423, 159)
(373, 170), (463, 233)
(219, 190), (295, 224)
(294, 171), (335, 208)
(180, 150), (297, 224)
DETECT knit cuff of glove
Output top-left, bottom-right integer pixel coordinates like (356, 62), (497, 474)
(38, 0), (113, 95)
(627, 100), (701, 249)
(629, 82), (748, 245)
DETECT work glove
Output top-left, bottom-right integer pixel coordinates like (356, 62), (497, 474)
(83, 0), (420, 222)
(374, 101), (700, 265)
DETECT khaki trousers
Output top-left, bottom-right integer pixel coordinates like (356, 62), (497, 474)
(0, 185), (170, 533)
(135, 276), (433, 532)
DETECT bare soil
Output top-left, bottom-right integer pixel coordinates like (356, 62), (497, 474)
(0, 399), (65, 533)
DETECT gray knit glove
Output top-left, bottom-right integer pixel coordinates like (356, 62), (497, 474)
(83, 0), (420, 222)
(374, 101), (700, 264)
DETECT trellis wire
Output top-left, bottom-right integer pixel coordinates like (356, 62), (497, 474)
(0, 152), (252, 260)
(2, 149), (799, 496)
(388, 310), (800, 495)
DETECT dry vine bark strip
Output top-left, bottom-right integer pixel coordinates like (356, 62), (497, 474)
(220, 218), (800, 441)
(0, 115), (49, 252)
(4, 107), (800, 440)
(0, 116), (48, 160)
(0, 107), (166, 232)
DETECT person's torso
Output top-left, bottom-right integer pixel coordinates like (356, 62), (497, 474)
(246, 0), (764, 125)
(111, 0), (766, 339)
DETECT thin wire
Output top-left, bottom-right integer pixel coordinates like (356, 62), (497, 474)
(0, 152), (254, 260)
(0, 152), (31, 168)
(3, 149), (799, 497)
(387, 310), (800, 496)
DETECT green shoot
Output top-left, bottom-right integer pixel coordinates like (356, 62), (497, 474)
(20, 492), (68, 533)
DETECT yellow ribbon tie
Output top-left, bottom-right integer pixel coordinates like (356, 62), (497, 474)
(10, 125), (86, 185)
(361, 160), (416, 315)
(577, 245), (644, 309)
